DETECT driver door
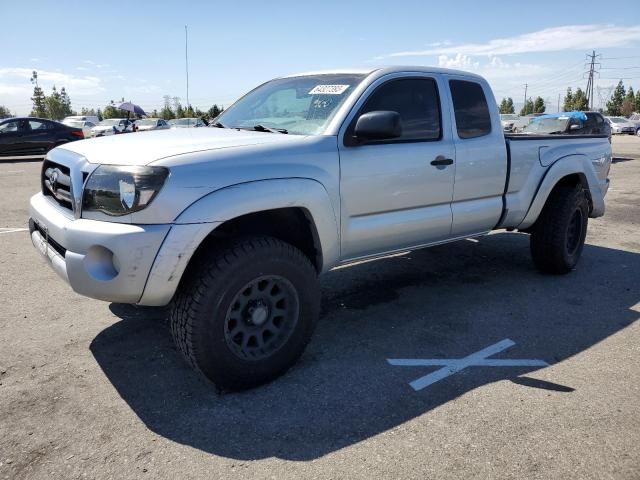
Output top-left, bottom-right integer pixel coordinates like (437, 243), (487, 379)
(338, 74), (456, 261)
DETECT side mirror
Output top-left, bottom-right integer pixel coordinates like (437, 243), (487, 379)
(569, 124), (582, 131)
(354, 111), (401, 142)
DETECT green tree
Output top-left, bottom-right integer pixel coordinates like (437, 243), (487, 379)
(571, 88), (589, 111)
(499, 98), (507, 113)
(184, 105), (195, 117)
(498, 97), (515, 114)
(621, 87), (635, 116)
(207, 104), (223, 119)
(45, 86), (66, 120)
(635, 89), (640, 113)
(519, 98), (534, 116)
(30, 71), (47, 118)
(160, 95), (174, 120)
(80, 107), (100, 119)
(606, 80), (626, 116)
(159, 105), (174, 120)
(102, 101), (121, 119)
(172, 97), (185, 118)
(0, 105), (11, 117)
(506, 97), (514, 114)
(59, 87), (74, 117)
(562, 88), (573, 112)
(533, 96), (546, 114)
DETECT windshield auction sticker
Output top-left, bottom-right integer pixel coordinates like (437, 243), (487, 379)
(309, 85), (350, 95)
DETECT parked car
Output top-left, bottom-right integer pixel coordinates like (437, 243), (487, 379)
(522, 111), (610, 139)
(91, 118), (133, 137)
(510, 114), (539, 132)
(170, 117), (207, 128)
(135, 118), (171, 131)
(628, 113), (640, 133)
(499, 114), (520, 132)
(605, 116), (636, 135)
(0, 117), (83, 160)
(29, 66), (611, 390)
(63, 115), (100, 126)
(62, 119), (97, 138)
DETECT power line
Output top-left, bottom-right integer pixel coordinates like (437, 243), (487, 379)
(600, 66), (640, 70)
(599, 77), (640, 80)
(600, 56), (640, 60)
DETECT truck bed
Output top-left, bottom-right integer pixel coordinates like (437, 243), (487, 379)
(499, 134), (611, 229)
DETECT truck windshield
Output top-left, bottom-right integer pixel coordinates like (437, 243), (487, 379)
(216, 74), (366, 135)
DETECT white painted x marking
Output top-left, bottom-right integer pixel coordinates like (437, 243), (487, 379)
(388, 338), (548, 391)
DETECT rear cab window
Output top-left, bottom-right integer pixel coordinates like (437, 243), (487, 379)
(449, 80), (492, 139)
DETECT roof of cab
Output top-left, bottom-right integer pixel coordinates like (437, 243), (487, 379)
(282, 65), (486, 81)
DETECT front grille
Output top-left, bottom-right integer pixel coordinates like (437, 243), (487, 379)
(42, 160), (73, 211)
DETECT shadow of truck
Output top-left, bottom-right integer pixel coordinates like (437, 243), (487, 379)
(91, 232), (639, 461)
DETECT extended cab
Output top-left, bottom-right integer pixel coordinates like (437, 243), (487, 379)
(29, 67), (612, 389)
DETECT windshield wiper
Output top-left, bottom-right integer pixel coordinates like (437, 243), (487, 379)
(211, 121), (227, 128)
(253, 124), (288, 134)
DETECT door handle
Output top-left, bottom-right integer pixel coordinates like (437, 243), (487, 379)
(430, 156), (454, 166)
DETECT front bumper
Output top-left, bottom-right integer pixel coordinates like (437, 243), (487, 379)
(29, 193), (170, 304)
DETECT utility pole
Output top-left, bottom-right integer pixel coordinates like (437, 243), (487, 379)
(585, 50), (600, 111)
(523, 83), (528, 114)
(557, 93), (561, 113)
(185, 25), (190, 113)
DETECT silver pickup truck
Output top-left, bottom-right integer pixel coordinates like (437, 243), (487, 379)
(29, 66), (611, 389)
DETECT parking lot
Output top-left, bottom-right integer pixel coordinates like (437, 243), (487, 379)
(0, 136), (639, 479)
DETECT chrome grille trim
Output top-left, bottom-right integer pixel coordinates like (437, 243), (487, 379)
(41, 149), (98, 219)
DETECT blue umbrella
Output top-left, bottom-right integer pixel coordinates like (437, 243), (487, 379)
(114, 101), (146, 116)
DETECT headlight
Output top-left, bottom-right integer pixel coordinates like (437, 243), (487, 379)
(82, 165), (169, 216)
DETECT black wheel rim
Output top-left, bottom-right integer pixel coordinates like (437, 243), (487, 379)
(566, 209), (584, 255)
(224, 275), (300, 360)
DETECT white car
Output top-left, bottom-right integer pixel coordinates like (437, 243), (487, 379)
(62, 119), (97, 138)
(499, 114), (520, 132)
(605, 116), (636, 134)
(170, 117), (207, 128)
(135, 118), (171, 131)
(63, 115), (100, 125)
(91, 118), (133, 137)
(627, 113), (640, 134)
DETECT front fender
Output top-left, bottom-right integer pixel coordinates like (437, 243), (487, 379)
(176, 178), (340, 270)
(518, 154), (606, 229)
(139, 178), (340, 306)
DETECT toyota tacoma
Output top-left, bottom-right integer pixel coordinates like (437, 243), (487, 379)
(29, 66), (611, 389)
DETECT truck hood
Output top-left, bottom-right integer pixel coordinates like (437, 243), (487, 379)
(58, 128), (305, 165)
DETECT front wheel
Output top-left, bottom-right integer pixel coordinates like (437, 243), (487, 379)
(169, 236), (320, 390)
(530, 185), (589, 274)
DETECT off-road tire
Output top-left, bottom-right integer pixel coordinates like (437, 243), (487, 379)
(169, 236), (320, 390)
(530, 185), (589, 274)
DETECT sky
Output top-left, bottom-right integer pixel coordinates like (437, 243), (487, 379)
(1, 1), (639, 115)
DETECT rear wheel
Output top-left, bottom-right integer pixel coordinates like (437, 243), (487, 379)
(530, 185), (589, 274)
(169, 236), (320, 390)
